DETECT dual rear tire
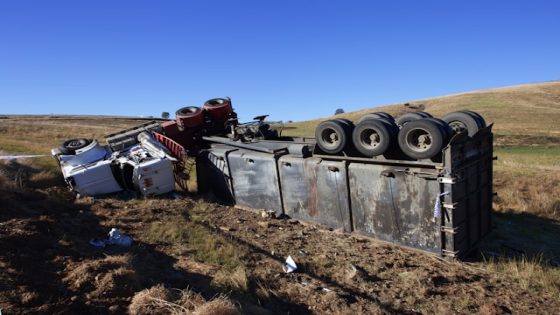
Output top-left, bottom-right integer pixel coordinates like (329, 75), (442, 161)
(397, 118), (452, 159)
(315, 110), (484, 159)
(315, 113), (399, 157)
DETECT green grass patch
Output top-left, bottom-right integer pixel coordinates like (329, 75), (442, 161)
(494, 146), (560, 174)
(146, 203), (245, 272)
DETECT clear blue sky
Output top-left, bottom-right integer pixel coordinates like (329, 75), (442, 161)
(0, 1), (558, 122)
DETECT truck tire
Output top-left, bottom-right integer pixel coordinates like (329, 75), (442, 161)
(203, 98), (233, 125)
(356, 112), (395, 124)
(352, 119), (393, 157)
(459, 110), (487, 128)
(398, 119), (446, 159)
(334, 118), (353, 127)
(176, 106), (204, 131)
(423, 117), (454, 139)
(333, 118), (355, 138)
(416, 111), (433, 118)
(442, 111), (480, 137)
(59, 138), (92, 155)
(315, 120), (350, 154)
(395, 112), (425, 128)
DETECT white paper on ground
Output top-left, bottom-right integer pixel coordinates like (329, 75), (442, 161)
(284, 255), (297, 273)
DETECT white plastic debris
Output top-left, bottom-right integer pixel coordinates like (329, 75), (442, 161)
(108, 228), (133, 246)
(89, 228), (133, 248)
(433, 191), (450, 219)
(284, 255), (297, 273)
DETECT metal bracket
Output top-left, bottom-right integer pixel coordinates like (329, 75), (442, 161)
(442, 202), (456, 209)
(441, 249), (459, 258)
(438, 176), (456, 184)
(441, 226), (457, 234)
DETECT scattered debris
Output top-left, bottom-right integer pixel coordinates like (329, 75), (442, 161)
(283, 256), (297, 273)
(219, 226), (233, 232)
(90, 228), (134, 248)
(260, 210), (276, 219)
(321, 287), (333, 292)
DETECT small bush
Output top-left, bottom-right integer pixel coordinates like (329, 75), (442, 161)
(194, 297), (240, 315)
(129, 285), (239, 315)
(128, 285), (175, 315)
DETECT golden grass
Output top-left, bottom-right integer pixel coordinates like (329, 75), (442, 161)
(283, 81), (560, 139)
(0, 117), (141, 170)
(211, 266), (249, 292)
(193, 297), (240, 315)
(128, 285), (175, 315)
(483, 255), (560, 300)
(128, 285), (239, 315)
(492, 147), (560, 220)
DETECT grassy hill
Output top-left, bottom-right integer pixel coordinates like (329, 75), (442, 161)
(283, 82), (560, 221)
(283, 81), (560, 145)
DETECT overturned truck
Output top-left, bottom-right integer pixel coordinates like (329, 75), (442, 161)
(53, 98), (493, 259)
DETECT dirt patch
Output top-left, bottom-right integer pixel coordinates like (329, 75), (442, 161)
(0, 186), (559, 314)
(64, 255), (141, 302)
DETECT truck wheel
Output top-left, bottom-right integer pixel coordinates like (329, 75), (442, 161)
(59, 138), (92, 155)
(203, 98), (233, 125)
(352, 119), (393, 157)
(356, 112), (395, 124)
(423, 117), (454, 139)
(176, 106), (204, 130)
(398, 119), (445, 159)
(315, 120), (350, 154)
(416, 111), (433, 118)
(334, 118), (353, 127)
(459, 110), (487, 128)
(442, 111), (480, 137)
(395, 112), (425, 128)
(333, 118), (355, 138)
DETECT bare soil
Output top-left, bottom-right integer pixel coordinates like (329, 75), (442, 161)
(0, 183), (557, 314)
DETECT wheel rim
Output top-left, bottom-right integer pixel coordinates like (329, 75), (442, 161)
(178, 107), (199, 115)
(449, 120), (467, 133)
(405, 128), (433, 153)
(360, 128), (381, 149)
(321, 128), (341, 149)
(206, 99), (226, 106)
(67, 139), (86, 149)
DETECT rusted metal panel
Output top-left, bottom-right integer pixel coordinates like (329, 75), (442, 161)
(349, 164), (441, 253)
(227, 150), (283, 216)
(198, 125), (493, 259)
(279, 156), (352, 231)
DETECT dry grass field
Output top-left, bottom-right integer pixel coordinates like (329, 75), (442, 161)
(1, 82), (559, 314)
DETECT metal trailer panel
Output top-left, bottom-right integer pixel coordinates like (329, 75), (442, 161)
(227, 150), (284, 216)
(440, 126), (494, 258)
(349, 163), (441, 253)
(196, 147), (237, 204)
(196, 125), (493, 259)
(279, 156), (352, 232)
